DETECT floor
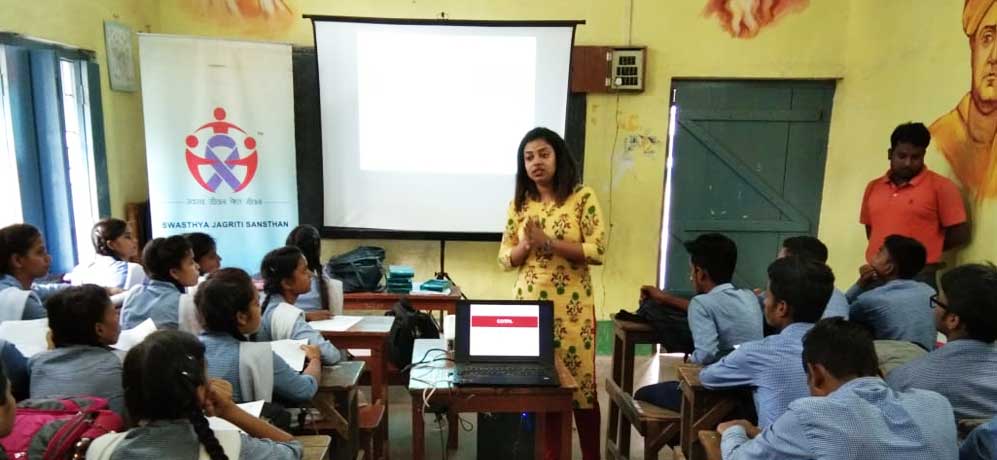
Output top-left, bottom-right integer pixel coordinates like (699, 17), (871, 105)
(376, 352), (687, 460)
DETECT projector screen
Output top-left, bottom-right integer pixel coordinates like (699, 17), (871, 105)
(312, 18), (577, 236)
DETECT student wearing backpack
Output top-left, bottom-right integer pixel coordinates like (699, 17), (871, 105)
(284, 225), (343, 319)
(196, 268), (321, 404)
(86, 329), (302, 460)
(0, 224), (70, 320)
(29, 285), (126, 417)
(120, 236), (200, 331)
(256, 247), (343, 365)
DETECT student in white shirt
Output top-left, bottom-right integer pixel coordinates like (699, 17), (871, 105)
(67, 218), (146, 290)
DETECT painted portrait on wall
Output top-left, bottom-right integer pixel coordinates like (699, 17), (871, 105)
(703, 0), (809, 39)
(931, 0), (997, 202)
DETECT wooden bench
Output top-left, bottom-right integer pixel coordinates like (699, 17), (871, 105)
(357, 400), (387, 460)
(606, 316), (661, 457)
(697, 431), (722, 460)
(299, 435), (333, 460)
(678, 365), (743, 460)
(298, 361), (365, 460)
(604, 378), (681, 460)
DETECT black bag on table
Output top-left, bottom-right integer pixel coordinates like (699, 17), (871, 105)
(325, 246), (385, 293)
(615, 297), (695, 354)
(385, 298), (440, 369)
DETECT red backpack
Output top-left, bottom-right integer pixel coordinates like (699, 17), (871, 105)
(0, 397), (124, 460)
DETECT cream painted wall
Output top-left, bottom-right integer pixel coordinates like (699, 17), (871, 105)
(0, 0), (158, 218)
(7, 1), (986, 318)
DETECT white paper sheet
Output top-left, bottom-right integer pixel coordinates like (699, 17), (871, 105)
(207, 400), (266, 432)
(270, 339), (308, 370)
(0, 318), (49, 357)
(308, 315), (363, 332)
(111, 318), (157, 352)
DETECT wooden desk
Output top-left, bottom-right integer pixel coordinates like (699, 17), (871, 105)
(297, 435), (332, 460)
(344, 288), (463, 323)
(677, 365), (742, 460)
(308, 362), (364, 459)
(321, 316), (394, 460)
(607, 316), (659, 454)
(407, 339), (577, 460)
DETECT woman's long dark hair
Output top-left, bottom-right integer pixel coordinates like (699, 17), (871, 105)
(513, 127), (579, 212)
(260, 246), (304, 314)
(285, 225), (328, 310)
(91, 219), (129, 260)
(123, 330), (228, 460)
(194, 268), (257, 342)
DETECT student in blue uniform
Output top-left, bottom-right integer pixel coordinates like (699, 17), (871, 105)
(195, 268), (320, 405)
(284, 225), (342, 319)
(67, 218), (146, 290)
(29, 284), (126, 417)
(777, 236), (850, 319)
(847, 234), (936, 351)
(85, 330), (302, 460)
(120, 236), (200, 330)
(185, 232), (222, 277)
(0, 223), (68, 320)
(257, 246), (343, 365)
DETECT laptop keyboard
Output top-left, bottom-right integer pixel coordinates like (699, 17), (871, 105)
(460, 366), (549, 377)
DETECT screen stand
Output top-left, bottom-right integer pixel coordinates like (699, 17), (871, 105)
(435, 240), (468, 300)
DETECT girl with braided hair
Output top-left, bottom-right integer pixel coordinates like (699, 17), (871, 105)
(256, 247), (344, 365)
(284, 225), (343, 320)
(86, 329), (302, 460)
(67, 218), (146, 290)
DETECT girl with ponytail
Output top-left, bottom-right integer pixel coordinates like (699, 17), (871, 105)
(196, 268), (321, 405)
(67, 218), (147, 289)
(256, 247), (344, 365)
(86, 329), (302, 460)
(284, 225), (343, 320)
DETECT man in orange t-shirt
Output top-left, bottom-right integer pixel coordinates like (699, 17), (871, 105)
(860, 122), (970, 288)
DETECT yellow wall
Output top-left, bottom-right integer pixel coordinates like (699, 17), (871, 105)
(0, 0), (158, 218)
(5, 1), (988, 317)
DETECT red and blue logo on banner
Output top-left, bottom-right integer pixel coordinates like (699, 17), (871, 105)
(184, 107), (259, 193)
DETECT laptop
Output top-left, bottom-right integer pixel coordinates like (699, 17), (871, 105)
(452, 300), (559, 387)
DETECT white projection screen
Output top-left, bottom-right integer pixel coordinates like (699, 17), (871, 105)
(312, 18), (578, 237)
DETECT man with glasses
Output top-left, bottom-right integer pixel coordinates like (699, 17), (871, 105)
(887, 263), (997, 420)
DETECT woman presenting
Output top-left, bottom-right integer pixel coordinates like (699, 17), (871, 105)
(498, 127), (607, 460)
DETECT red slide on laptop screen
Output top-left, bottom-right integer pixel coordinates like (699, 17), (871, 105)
(468, 304), (540, 357)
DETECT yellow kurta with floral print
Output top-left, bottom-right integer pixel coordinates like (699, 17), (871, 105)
(498, 184), (607, 409)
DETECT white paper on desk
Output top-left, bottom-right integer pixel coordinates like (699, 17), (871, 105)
(0, 318), (49, 357)
(409, 288), (452, 296)
(111, 318), (157, 352)
(308, 315), (362, 332)
(271, 339), (308, 370)
(207, 400), (265, 432)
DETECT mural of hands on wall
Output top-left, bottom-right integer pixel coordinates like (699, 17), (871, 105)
(182, 0), (296, 34)
(703, 0), (809, 39)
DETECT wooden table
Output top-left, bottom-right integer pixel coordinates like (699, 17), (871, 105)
(677, 365), (742, 460)
(607, 316), (659, 455)
(297, 435), (332, 460)
(344, 287), (463, 323)
(320, 316), (395, 460)
(407, 338), (577, 460)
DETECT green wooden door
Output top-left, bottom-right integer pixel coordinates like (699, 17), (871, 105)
(662, 80), (835, 292)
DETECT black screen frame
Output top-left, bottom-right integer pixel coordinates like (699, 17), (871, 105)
(455, 299), (554, 365)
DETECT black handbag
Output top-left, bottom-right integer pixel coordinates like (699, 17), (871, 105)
(324, 246), (385, 293)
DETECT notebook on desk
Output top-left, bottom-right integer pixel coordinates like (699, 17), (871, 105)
(452, 300), (559, 387)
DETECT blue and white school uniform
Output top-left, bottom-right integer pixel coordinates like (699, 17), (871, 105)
(294, 273), (344, 314)
(0, 274), (68, 320)
(119, 279), (199, 332)
(67, 255), (146, 290)
(200, 331), (317, 404)
(86, 419), (302, 460)
(258, 294), (342, 365)
(29, 345), (126, 417)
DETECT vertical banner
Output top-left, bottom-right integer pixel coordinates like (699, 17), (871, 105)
(139, 35), (297, 273)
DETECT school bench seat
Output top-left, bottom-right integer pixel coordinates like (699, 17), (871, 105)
(357, 399), (386, 460)
(605, 378), (681, 460)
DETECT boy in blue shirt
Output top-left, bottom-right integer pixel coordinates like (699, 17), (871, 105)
(635, 233), (762, 410)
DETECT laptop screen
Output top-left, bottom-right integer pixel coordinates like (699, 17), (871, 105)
(468, 303), (540, 358)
